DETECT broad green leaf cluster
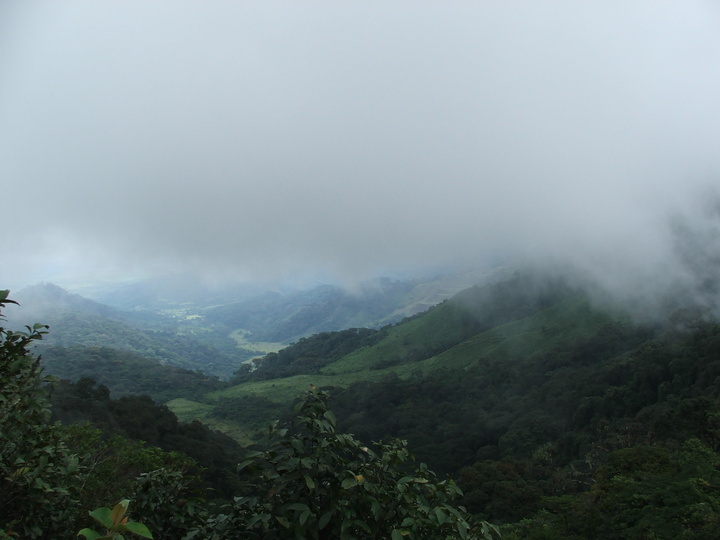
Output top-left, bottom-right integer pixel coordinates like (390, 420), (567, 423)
(78, 499), (153, 540)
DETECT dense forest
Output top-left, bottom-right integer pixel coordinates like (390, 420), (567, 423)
(4, 269), (720, 538)
(201, 272), (720, 538)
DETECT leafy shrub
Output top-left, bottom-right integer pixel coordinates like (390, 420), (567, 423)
(189, 388), (499, 539)
(0, 289), (87, 537)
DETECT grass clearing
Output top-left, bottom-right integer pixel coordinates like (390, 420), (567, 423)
(165, 398), (254, 443)
(207, 370), (399, 403)
(229, 329), (285, 355)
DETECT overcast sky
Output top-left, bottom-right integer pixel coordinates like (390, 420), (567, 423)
(2, 2), (720, 299)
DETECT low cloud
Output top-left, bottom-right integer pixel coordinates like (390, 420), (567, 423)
(2, 1), (720, 308)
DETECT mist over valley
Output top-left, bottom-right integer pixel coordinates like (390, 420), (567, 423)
(3, 2), (720, 537)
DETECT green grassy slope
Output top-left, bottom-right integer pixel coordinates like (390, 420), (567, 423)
(167, 292), (619, 442)
(164, 397), (253, 442)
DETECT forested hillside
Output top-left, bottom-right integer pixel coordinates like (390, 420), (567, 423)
(43, 346), (224, 402)
(170, 271), (720, 538)
(5, 269), (720, 538)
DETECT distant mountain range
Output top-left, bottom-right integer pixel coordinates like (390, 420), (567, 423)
(201, 271), (507, 343)
(14, 268), (503, 333)
(12, 282), (124, 320)
(5, 268), (504, 380)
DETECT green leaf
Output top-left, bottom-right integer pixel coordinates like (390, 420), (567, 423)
(371, 499), (382, 519)
(291, 439), (305, 453)
(12, 466), (30, 477)
(123, 521), (154, 539)
(341, 476), (358, 489)
(304, 474), (316, 490)
(353, 519), (371, 533)
(457, 520), (468, 540)
(391, 530), (404, 540)
(89, 507), (113, 529)
(318, 510), (333, 530)
(77, 528), (102, 540)
(236, 459), (255, 472)
(110, 500), (130, 525)
(323, 409), (336, 426)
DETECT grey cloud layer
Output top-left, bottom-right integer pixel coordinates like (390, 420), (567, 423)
(2, 1), (720, 293)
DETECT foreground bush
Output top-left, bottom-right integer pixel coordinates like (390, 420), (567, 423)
(189, 387), (499, 539)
